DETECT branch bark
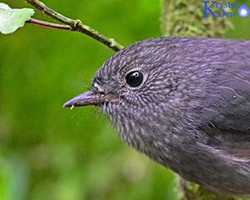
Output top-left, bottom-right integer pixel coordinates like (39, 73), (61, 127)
(25, 0), (123, 51)
(161, 1), (239, 200)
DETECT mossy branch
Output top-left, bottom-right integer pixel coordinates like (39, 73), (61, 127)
(177, 179), (241, 200)
(25, 0), (123, 51)
(161, 0), (233, 37)
(161, 0), (238, 200)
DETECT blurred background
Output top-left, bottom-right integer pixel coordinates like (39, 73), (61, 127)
(0, 0), (250, 200)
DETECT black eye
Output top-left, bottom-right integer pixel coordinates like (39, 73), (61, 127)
(125, 71), (143, 87)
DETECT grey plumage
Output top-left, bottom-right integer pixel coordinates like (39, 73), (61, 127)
(64, 37), (250, 196)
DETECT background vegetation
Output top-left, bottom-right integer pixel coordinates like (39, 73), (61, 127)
(0, 0), (250, 200)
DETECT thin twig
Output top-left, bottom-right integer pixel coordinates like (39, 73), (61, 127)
(25, 0), (124, 51)
(27, 18), (71, 30)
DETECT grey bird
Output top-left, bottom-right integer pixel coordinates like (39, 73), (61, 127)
(64, 37), (250, 197)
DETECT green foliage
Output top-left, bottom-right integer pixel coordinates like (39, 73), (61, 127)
(0, 0), (173, 200)
(0, 2), (34, 34)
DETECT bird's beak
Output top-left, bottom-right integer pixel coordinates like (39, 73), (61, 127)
(63, 90), (103, 107)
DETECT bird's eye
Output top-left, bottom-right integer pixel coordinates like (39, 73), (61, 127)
(125, 71), (143, 87)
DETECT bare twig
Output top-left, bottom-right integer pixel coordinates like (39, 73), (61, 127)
(25, 0), (124, 51)
(27, 18), (71, 30)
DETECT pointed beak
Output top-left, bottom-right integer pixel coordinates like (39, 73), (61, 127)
(63, 90), (103, 107)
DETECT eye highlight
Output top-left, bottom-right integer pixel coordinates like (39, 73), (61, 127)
(125, 71), (143, 87)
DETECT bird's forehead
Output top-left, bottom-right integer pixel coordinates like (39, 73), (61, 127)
(93, 37), (175, 85)
(94, 52), (139, 82)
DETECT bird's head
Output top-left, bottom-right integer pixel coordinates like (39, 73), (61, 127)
(64, 37), (189, 155)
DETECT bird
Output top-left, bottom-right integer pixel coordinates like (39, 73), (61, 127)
(64, 37), (250, 197)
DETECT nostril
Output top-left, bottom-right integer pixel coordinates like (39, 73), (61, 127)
(93, 82), (104, 93)
(100, 93), (105, 98)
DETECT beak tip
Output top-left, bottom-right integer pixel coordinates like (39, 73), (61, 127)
(63, 90), (98, 108)
(63, 101), (73, 108)
(63, 103), (68, 108)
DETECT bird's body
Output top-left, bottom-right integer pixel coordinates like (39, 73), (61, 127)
(64, 37), (250, 196)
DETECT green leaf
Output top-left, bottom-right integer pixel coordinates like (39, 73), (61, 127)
(0, 3), (34, 34)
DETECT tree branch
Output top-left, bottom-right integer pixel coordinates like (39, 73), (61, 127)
(25, 0), (124, 51)
(27, 18), (71, 30)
